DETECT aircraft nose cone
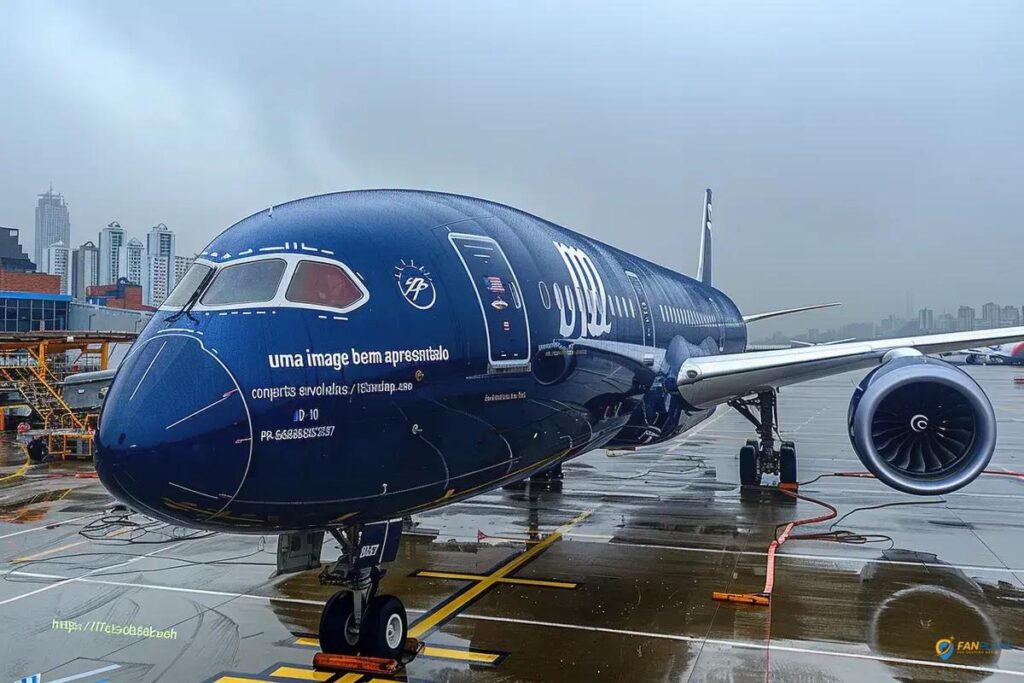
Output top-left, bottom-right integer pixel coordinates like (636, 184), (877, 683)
(96, 333), (253, 526)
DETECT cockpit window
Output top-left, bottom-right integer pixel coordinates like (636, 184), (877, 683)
(164, 263), (214, 307)
(201, 259), (286, 306)
(286, 260), (364, 309)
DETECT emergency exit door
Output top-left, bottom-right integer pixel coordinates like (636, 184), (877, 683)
(448, 233), (532, 371)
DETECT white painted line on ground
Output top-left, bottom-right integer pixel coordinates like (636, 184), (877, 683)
(562, 533), (1024, 576)
(0, 541), (183, 606)
(454, 613), (1024, 677)
(0, 512), (103, 541)
(10, 570), (1019, 677)
(49, 664), (120, 683)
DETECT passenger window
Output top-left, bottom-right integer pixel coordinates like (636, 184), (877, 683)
(286, 260), (365, 309)
(201, 259), (285, 306)
(539, 282), (551, 309)
(165, 263), (213, 307)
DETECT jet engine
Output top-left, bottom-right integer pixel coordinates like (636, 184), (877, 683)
(848, 351), (995, 495)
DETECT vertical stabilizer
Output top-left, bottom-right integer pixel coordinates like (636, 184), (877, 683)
(696, 188), (713, 286)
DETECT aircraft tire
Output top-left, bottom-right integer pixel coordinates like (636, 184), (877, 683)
(739, 445), (760, 487)
(360, 594), (407, 659)
(780, 442), (797, 484)
(319, 591), (360, 655)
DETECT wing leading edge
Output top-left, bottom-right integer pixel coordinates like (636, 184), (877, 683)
(676, 326), (1024, 409)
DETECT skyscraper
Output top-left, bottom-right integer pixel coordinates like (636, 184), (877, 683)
(144, 255), (171, 307)
(99, 221), (126, 284)
(145, 223), (175, 304)
(71, 241), (99, 300)
(1001, 305), (1020, 327)
(918, 307), (934, 332)
(44, 241), (71, 295)
(34, 186), (70, 269)
(981, 302), (1000, 328)
(958, 306), (976, 331)
(124, 237), (143, 285)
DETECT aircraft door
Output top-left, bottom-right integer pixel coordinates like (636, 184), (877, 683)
(625, 270), (656, 351)
(448, 232), (532, 372)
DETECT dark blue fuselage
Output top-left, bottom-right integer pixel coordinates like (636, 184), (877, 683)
(96, 191), (746, 532)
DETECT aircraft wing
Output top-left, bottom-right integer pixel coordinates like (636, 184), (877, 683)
(676, 326), (1024, 409)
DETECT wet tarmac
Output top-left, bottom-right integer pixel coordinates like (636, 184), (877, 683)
(2, 366), (1024, 682)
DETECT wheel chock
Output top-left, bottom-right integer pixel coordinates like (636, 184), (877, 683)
(313, 638), (424, 674)
(312, 653), (400, 675)
(712, 591), (770, 607)
(779, 482), (799, 491)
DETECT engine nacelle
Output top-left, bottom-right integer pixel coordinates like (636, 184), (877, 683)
(848, 352), (995, 495)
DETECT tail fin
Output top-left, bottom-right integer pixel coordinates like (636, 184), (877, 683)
(696, 188), (713, 286)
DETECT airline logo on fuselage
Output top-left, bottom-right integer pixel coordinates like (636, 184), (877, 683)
(394, 260), (436, 310)
(553, 241), (611, 339)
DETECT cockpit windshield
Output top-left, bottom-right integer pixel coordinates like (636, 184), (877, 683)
(286, 260), (365, 309)
(201, 259), (287, 306)
(164, 263), (214, 307)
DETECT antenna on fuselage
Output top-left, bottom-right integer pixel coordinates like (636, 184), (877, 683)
(696, 188), (713, 287)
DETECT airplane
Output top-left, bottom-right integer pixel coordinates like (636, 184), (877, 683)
(956, 342), (1024, 366)
(95, 188), (1024, 660)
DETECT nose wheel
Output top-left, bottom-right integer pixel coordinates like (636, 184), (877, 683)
(318, 523), (410, 660)
(730, 390), (798, 487)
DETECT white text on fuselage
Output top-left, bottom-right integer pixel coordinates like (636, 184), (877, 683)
(267, 345), (450, 371)
(553, 241), (611, 339)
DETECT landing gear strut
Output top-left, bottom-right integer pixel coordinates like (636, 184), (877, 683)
(318, 522), (408, 659)
(729, 389), (797, 487)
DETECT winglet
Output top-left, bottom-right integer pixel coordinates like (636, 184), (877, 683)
(696, 188), (713, 287)
(742, 302), (841, 323)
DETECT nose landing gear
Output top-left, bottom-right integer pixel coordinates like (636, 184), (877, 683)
(318, 522), (413, 661)
(729, 389), (797, 488)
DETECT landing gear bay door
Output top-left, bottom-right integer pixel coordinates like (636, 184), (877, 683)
(448, 232), (532, 372)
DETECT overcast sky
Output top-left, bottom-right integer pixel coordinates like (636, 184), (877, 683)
(1, 1), (1021, 332)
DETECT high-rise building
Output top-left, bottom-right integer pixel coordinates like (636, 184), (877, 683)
(124, 237), (144, 285)
(1000, 305), (1020, 327)
(144, 223), (175, 304)
(957, 306), (976, 331)
(71, 241), (100, 300)
(99, 221), (126, 284)
(44, 241), (71, 295)
(0, 227), (36, 272)
(981, 302), (1000, 328)
(143, 255), (170, 307)
(34, 186), (70, 269)
(918, 307), (934, 332)
(146, 223), (175, 261)
(172, 253), (195, 289)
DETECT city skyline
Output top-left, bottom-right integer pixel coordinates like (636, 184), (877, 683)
(19, 185), (196, 308)
(755, 299), (1024, 345)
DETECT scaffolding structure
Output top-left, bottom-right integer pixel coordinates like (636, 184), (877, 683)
(0, 331), (137, 457)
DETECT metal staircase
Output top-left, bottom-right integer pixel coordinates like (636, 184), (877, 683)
(0, 350), (86, 430)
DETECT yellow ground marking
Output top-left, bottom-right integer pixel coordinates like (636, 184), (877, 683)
(13, 524), (131, 563)
(421, 645), (500, 664)
(0, 455), (30, 484)
(414, 570), (577, 589)
(407, 509), (591, 639)
(269, 666), (361, 681)
(294, 637), (501, 665)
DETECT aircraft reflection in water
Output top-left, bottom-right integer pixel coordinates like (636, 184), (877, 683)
(96, 189), (1024, 658)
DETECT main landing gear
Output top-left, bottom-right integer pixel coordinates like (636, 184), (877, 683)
(318, 522), (409, 659)
(728, 389), (797, 488)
